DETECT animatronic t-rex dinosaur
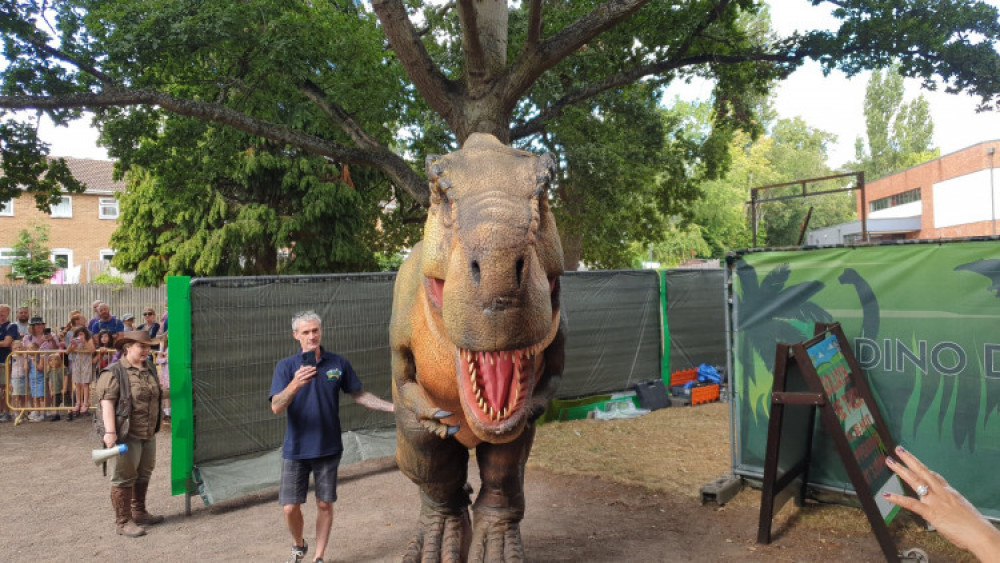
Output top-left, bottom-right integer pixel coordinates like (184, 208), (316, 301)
(390, 133), (565, 562)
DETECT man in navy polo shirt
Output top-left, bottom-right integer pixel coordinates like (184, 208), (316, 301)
(91, 303), (125, 336)
(269, 310), (393, 563)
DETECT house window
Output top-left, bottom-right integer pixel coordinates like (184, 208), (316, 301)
(49, 196), (73, 218)
(0, 248), (16, 266)
(99, 197), (119, 219)
(0, 199), (13, 217)
(100, 249), (115, 262)
(50, 249), (73, 269)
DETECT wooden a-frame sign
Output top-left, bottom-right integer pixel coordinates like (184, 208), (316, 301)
(757, 323), (912, 562)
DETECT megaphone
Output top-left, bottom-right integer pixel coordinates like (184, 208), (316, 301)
(92, 443), (128, 465)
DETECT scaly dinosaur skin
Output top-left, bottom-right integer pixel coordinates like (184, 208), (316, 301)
(391, 134), (565, 562)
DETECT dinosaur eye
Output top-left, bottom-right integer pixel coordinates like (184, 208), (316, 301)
(432, 180), (453, 227)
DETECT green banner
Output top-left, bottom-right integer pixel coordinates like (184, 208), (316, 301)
(730, 240), (1000, 519)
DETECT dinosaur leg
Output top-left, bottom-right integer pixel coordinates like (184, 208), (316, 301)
(468, 424), (535, 563)
(396, 405), (472, 563)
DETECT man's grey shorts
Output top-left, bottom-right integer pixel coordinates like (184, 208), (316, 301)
(279, 454), (342, 505)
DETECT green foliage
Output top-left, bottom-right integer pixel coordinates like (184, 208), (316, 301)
(756, 118), (857, 247)
(541, 90), (675, 270)
(92, 272), (125, 285)
(0, 120), (85, 212)
(375, 251), (407, 272)
(3, 0), (1000, 274)
(7, 225), (56, 284)
(109, 126), (420, 285)
(662, 105), (856, 255)
(849, 67), (940, 180)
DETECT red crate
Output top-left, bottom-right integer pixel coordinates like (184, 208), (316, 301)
(671, 368), (698, 387)
(691, 384), (720, 406)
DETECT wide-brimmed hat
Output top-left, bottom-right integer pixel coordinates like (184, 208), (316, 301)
(28, 316), (45, 325)
(115, 330), (161, 350)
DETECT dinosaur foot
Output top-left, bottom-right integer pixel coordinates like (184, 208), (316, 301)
(468, 510), (524, 563)
(403, 504), (472, 563)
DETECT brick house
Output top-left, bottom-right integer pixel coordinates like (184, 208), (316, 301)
(0, 157), (124, 283)
(808, 140), (1000, 244)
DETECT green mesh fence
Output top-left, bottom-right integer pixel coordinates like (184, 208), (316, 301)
(174, 270), (666, 504)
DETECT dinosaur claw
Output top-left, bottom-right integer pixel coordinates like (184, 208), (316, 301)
(447, 425), (460, 436)
(434, 410), (453, 420)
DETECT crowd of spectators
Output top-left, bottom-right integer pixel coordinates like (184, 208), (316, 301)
(0, 300), (168, 423)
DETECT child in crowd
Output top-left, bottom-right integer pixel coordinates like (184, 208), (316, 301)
(157, 334), (170, 420)
(92, 329), (114, 378)
(9, 339), (27, 419)
(44, 354), (67, 421)
(28, 354), (48, 422)
(68, 326), (95, 416)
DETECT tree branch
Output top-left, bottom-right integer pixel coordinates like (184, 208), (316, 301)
(505, 0), (653, 104)
(300, 80), (383, 149)
(510, 51), (801, 140)
(372, 0), (461, 125)
(17, 28), (115, 85)
(456, 0), (487, 82)
(671, 0), (733, 62)
(0, 89), (429, 205)
(525, 0), (544, 48)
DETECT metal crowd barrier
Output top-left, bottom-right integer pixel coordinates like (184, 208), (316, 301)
(3, 348), (117, 425)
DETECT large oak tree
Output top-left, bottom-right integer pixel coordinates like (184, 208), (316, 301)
(2, 0), (999, 269)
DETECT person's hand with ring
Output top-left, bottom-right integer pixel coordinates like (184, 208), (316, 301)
(884, 445), (1000, 562)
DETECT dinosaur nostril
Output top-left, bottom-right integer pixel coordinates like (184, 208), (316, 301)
(515, 258), (524, 287)
(471, 260), (481, 285)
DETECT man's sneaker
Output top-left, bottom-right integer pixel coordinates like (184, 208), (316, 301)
(286, 540), (308, 563)
(0, 413), (10, 422)
(29, 412), (44, 422)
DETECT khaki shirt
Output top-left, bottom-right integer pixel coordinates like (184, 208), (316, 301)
(95, 356), (162, 440)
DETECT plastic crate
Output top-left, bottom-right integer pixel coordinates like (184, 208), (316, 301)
(691, 383), (720, 406)
(670, 367), (698, 387)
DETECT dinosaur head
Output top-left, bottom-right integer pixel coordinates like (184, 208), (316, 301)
(421, 133), (563, 443)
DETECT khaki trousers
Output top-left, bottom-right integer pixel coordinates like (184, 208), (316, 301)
(111, 434), (156, 487)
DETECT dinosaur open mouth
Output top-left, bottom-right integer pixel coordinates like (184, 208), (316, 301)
(457, 347), (539, 427)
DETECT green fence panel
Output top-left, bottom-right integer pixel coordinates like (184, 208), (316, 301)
(168, 276), (194, 496)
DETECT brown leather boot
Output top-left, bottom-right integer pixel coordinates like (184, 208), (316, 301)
(111, 486), (146, 537)
(131, 481), (164, 526)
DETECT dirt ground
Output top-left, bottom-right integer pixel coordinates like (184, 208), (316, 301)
(0, 402), (973, 562)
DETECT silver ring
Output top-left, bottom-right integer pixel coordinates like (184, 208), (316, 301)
(916, 484), (929, 497)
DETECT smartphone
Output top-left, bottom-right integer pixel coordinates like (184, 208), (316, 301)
(301, 351), (317, 367)
(43, 328), (51, 335)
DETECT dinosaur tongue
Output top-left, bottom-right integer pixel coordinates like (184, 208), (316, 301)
(478, 351), (513, 412)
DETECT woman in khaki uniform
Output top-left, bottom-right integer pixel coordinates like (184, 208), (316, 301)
(96, 330), (164, 538)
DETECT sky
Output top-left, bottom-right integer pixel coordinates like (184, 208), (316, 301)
(29, 0), (1000, 169)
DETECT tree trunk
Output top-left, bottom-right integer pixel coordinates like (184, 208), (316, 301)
(560, 231), (582, 272)
(456, 98), (511, 144)
(458, 0), (508, 81)
(453, 0), (510, 144)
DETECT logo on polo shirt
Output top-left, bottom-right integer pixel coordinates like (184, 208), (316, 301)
(326, 368), (342, 382)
